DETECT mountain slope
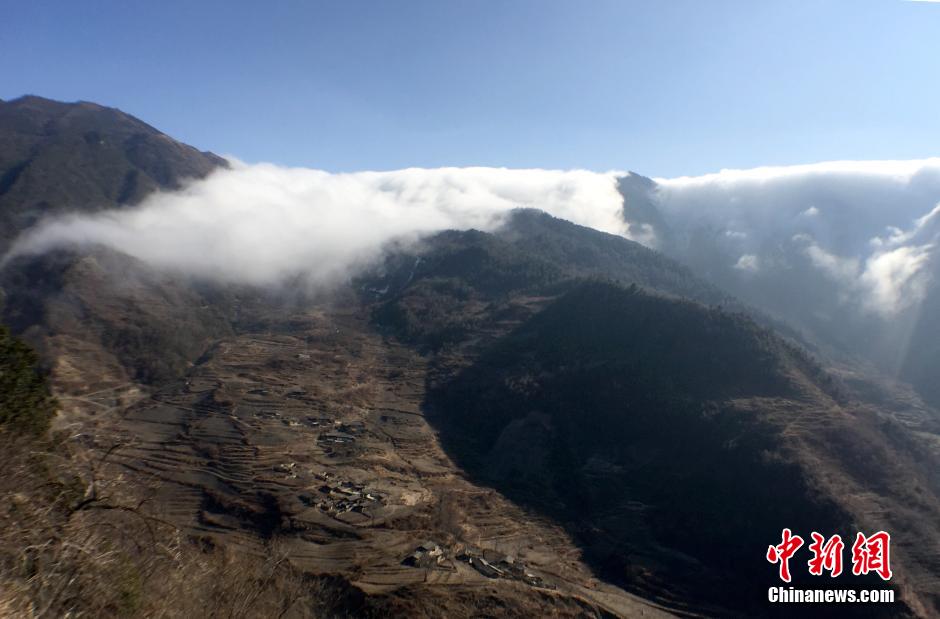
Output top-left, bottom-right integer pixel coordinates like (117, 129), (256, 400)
(1, 248), (236, 397)
(366, 209), (733, 353)
(423, 280), (939, 616)
(366, 220), (939, 616)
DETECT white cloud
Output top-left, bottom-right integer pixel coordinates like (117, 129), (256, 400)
(798, 239), (860, 283)
(6, 157), (940, 320)
(860, 244), (933, 315)
(4, 162), (626, 287)
(653, 159), (940, 316)
(808, 203), (939, 315)
(656, 159), (940, 187)
(733, 254), (760, 272)
(790, 232), (934, 315)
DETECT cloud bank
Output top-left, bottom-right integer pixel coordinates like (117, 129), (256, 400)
(6, 157), (940, 321)
(651, 159), (940, 316)
(4, 162), (626, 287)
(6, 155), (938, 394)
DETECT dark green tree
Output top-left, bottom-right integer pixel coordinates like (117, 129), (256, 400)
(0, 325), (57, 434)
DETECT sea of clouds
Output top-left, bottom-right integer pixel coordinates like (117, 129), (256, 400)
(649, 159), (940, 317)
(5, 158), (940, 319)
(3, 162), (627, 286)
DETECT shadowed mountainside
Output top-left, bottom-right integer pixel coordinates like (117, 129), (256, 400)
(367, 217), (939, 616)
(423, 281), (938, 616)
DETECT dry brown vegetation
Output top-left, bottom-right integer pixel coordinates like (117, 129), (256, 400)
(0, 430), (620, 619)
(0, 434), (342, 618)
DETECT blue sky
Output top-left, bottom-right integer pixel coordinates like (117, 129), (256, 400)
(2, 0), (938, 177)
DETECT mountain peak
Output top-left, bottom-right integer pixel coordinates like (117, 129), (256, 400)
(0, 95), (227, 250)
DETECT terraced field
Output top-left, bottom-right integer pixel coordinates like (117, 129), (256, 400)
(52, 302), (675, 618)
